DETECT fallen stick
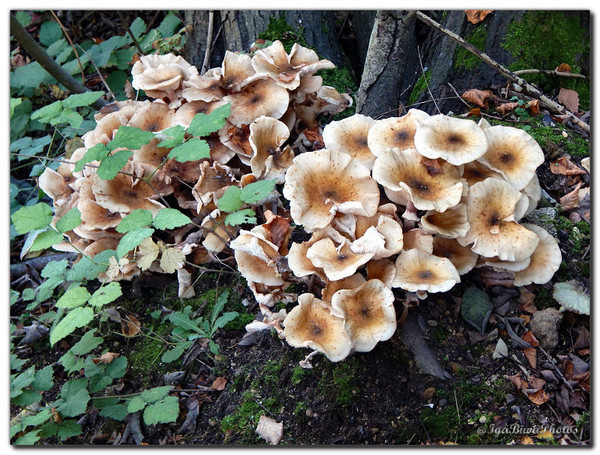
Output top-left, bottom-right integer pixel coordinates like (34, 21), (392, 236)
(415, 11), (590, 134)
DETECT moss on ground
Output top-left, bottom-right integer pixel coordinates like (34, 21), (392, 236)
(454, 25), (488, 71)
(408, 69), (431, 107)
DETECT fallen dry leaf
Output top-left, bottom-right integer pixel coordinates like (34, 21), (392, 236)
(527, 388), (550, 405)
(555, 63), (572, 73)
(521, 436), (535, 445)
(550, 156), (587, 176)
(462, 89), (493, 108)
(465, 10), (493, 24)
(518, 287), (537, 313)
(211, 377), (227, 391)
(526, 99), (540, 116)
(557, 87), (580, 113)
(508, 373), (549, 405)
(496, 102), (519, 115)
(536, 429), (554, 440)
(559, 182), (583, 210)
(256, 415), (283, 445)
(121, 314), (141, 337)
(468, 108), (481, 117)
(92, 352), (121, 364)
(523, 348), (537, 369)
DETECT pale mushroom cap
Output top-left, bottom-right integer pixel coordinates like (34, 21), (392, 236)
(307, 238), (374, 281)
(249, 116), (294, 183)
(518, 174), (542, 219)
(461, 160), (503, 188)
(230, 229), (284, 286)
(39, 167), (73, 207)
(220, 50), (258, 92)
(223, 78), (290, 127)
(372, 148), (464, 212)
(131, 54), (197, 102)
(127, 101), (175, 133)
(413, 114), (488, 165)
(353, 212), (404, 260)
(366, 259), (397, 288)
(367, 109), (430, 156)
(476, 255), (531, 272)
(192, 160), (237, 210)
(201, 209), (238, 253)
(322, 114), (377, 169)
(283, 149), (380, 231)
(420, 203), (470, 239)
(83, 110), (129, 148)
(286, 227), (342, 279)
(432, 237), (478, 275)
(78, 198), (123, 231)
(402, 228), (434, 253)
(513, 224), (562, 286)
(132, 137), (171, 169)
(458, 178), (539, 262)
(321, 273), (367, 303)
(393, 248), (460, 293)
(331, 279), (396, 352)
(174, 99), (227, 128)
(478, 125), (544, 190)
(283, 293), (353, 362)
(181, 72), (225, 103)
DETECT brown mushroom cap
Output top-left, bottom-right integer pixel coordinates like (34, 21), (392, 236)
(322, 114), (377, 169)
(131, 53), (197, 103)
(393, 248), (460, 293)
(174, 99), (227, 128)
(402, 228), (434, 253)
(283, 293), (352, 362)
(223, 78), (290, 127)
(249, 116), (295, 183)
(458, 178), (539, 262)
(83, 110), (129, 148)
(460, 160), (503, 188)
(38, 167), (74, 208)
(478, 125), (544, 190)
(330, 279), (396, 352)
(321, 273), (367, 303)
(192, 160), (238, 210)
(513, 224), (562, 286)
(283, 148), (380, 231)
(413, 114), (488, 165)
(286, 227), (344, 280)
(220, 50), (261, 93)
(518, 174), (542, 220)
(306, 237), (374, 281)
(351, 208), (404, 260)
(432, 237), (478, 275)
(420, 203), (470, 239)
(127, 101), (176, 133)
(367, 109), (430, 156)
(181, 71), (225, 103)
(372, 148), (464, 212)
(230, 228), (284, 286)
(366, 259), (397, 288)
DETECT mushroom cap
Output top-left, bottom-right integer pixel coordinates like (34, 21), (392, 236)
(306, 237), (374, 281)
(518, 174), (542, 220)
(283, 148), (380, 231)
(131, 53), (197, 103)
(223, 78), (290, 127)
(402, 228), (434, 253)
(78, 197), (123, 231)
(174, 99), (227, 128)
(127, 101), (175, 133)
(132, 137), (171, 169)
(218, 121), (254, 162)
(420, 203), (470, 239)
(478, 125), (544, 190)
(322, 114), (377, 169)
(476, 255), (531, 272)
(513, 224), (562, 286)
(366, 259), (397, 288)
(330, 279), (396, 352)
(432, 237), (478, 275)
(352, 209), (404, 260)
(201, 208), (239, 254)
(460, 160), (503, 188)
(249, 116), (295, 183)
(283, 293), (352, 362)
(372, 148), (464, 212)
(230, 228), (284, 286)
(458, 178), (539, 262)
(192, 160), (238, 210)
(286, 226), (343, 280)
(220, 50), (261, 93)
(83, 110), (129, 148)
(321, 273), (367, 303)
(393, 248), (461, 293)
(181, 72), (225, 103)
(413, 114), (488, 165)
(367, 109), (430, 156)
(38, 167), (74, 208)
(291, 74), (323, 104)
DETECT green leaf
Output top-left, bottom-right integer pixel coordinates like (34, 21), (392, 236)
(152, 208), (192, 230)
(167, 137), (211, 162)
(106, 355), (128, 379)
(143, 396), (180, 425)
(41, 259), (68, 279)
(11, 62), (55, 89)
(21, 407), (53, 428)
(14, 429), (41, 445)
(211, 290), (229, 326)
(58, 351), (85, 374)
(157, 11), (182, 38)
(460, 286), (493, 335)
(31, 101), (63, 124)
(56, 207), (82, 233)
(11, 203), (53, 235)
(61, 91), (105, 108)
(56, 387), (90, 418)
(11, 366), (36, 398)
(99, 404), (128, 421)
(117, 209), (153, 233)
(161, 341), (192, 363)
(53, 109), (84, 129)
(216, 186), (243, 212)
(28, 228), (64, 252)
(56, 285), (91, 309)
(157, 125), (186, 148)
(116, 227), (155, 258)
(33, 365), (54, 392)
(56, 420), (82, 440)
(39, 21), (63, 46)
(107, 125), (154, 151)
(240, 179), (276, 204)
(96, 150), (133, 180)
(66, 251), (112, 282)
(70, 329), (104, 356)
(14, 11), (31, 27)
(89, 282), (122, 307)
(212, 312), (239, 334)
(186, 103), (231, 137)
(225, 209), (257, 226)
(74, 143), (109, 172)
(140, 385), (172, 404)
(50, 307), (95, 346)
(127, 396), (147, 413)
(167, 312), (206, 337)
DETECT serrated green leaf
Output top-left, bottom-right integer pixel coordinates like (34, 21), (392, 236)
(74, 143), (109, 172)
(127, 396), (147, 413)
(116, 227), (155, 258)
(130, 17), (147, 38)
(66, 251), (112, 282)
(21, 407), (53, 428)
(70, 329), (104, 356)
(31, 100), (62, 123)
(61, 91), (105, 109)
(28, 228), (64, 252)
(217, 186), (243, 212)
(11, 366), (36, 398)
(167, 137), (211, 162)
(41, 259), (68, 279)
(50, 307), (95, 346)
(56, 420), (82, 440)
(56, 207), (82, 233)
(99, 404), (128, 421)
(32, 365), (54, 392)
(11, 203), (53, 235)
(240, 179), (276, 204)
(56, 388), (90, 418)
(106, 355), (128, 379)
(89, 282), (122, 307)
(39, 21), (63, 46)
(140, 385), (173, 404)
(116, 209), (153, 233)
(152, 208), (192, 230)
(14, 429), (41, 445)
(186, 103), (231, 137)
(96, 150), (133, 180)
(88, 374), (113, 394)
(157, 125), (185, 148)
(56, 285), (91, 309)
(14, 10), (31, 27)
(157, 11), (182, 38)
(225, 209), (257, 226)
(52, 109), (84, 129)
(143, 396), (180, 425)
(108, 126), (155, 151)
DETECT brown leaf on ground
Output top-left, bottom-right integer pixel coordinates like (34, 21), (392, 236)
(211, 377), (228, 391)
(526, 99), (540, 116)
(468, 108), (481, 117)
(121, 314), (141, 337)
(555, 63), (572, 73)
(527, 389), (550, 405)
(550, 156), (587, 176)
(462, 89), (492, 107)
(518, 287), (537, 313)
(523, 348), (537, 369)
(557, 88), (580, 113)
(92, 352), (121, 364)
(256, 415), (283, 445)
(496, 102), (519, 115)
(465, 10), (493, 24)
(521, 330), (539, 347)
(508, 373), (549, 405)
(559, 182), (583, 210)
(573, 327), (590, 350)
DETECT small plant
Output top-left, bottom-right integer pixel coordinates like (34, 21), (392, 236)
(217, 179), (277, 226)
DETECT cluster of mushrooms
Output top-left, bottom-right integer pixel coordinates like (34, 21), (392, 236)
(37, 40), (562, 363)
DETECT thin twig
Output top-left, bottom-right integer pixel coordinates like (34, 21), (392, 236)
(117, 11), (144, 56)
(201, 11), (214, 75)
(513, 69), (587, 79)
(447, 82), (471, 109)
(416, 44), (440, 114)
(76, 44), (117, 101)
(50, 10), (85, 85)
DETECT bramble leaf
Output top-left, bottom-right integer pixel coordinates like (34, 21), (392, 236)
(156, 125), (185, 148)
(74, 143), (109, 172)
(225, 209), (257, 226)
(11, 203), (53, 234)
(107, 126), (154, 151)
(117, 209), (153, 233)
(240, 179), (276, 204)
(89, 282), (122, 307)
(152, 208), (192, 230)
(50, 307), (95, 346)
(143, 396), (180, 425)
(56, 207), (82, 233)
(56, 285), (92, 309)
(186, 103), (231, 137)
(96, 150), (133, 180)
(167, 137), (210, 162)
(116, 227), (155, 258)
(217, 186), (243, 212)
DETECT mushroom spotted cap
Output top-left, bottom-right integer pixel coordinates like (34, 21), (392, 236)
(478, 125), (544, 190)
(367, 109), (430, 156)
(420, 203), (470, 239)
(513, 224), (562, 286)
(248, 116), (295, 183)
(321, 273), (367, 303)
(458, 178), (539, 262)
(283, 148), (380, 231)
(413, 114), (488, 165)
(322, 114), (377, 169)
(230, 228), (284, 286)
(283, 293), (352, 362)
(223, 78), (289, 127)
(330, 279), (396, 352)
(306, 237), (374, 281)
(393, 248), (460, 293)
(432, 237), (478, 275)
